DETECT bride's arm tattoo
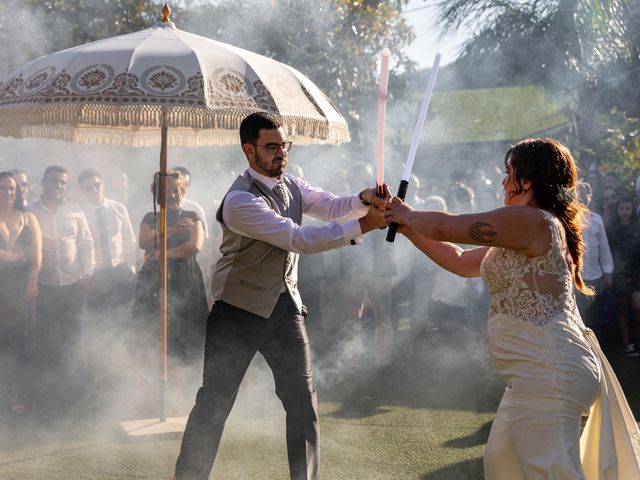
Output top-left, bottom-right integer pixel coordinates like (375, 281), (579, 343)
(468, 222), (497, 244)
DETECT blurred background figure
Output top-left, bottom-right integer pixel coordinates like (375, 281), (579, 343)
(586, 170), (600, 192)
(173, 166), (210, 239)
(315, 161), (396, 402)
(585, 169), (601, 212)
(339, 162), (397, 369)
(133, 172), (208, 366)
(29, 165), (95, 417)
(423, 195), (447, 212)
(0, 171), (41, 416)
(291, 163), (329, 354)
(603, 171), (620, 193)
(447, 181), (476, 213)
(465, 169), (500, 211)
(314, 165), (350, 362)
(576, 181), (613, 339)
(174, 166), (214, 309)
(8, 169), (31, 208)
(78, 168), (137, 311)
(427, 183), (485, 339)
(600, 187), (618, 226)
(287, 163), (304, 179)
(77, 168), (137, 415)
(106, 170), (129, 206)
(409, 195), (446, 347)
(606, 196), (640, 357)
(635, 174), (640, 217)
(409, 173), (427, 206)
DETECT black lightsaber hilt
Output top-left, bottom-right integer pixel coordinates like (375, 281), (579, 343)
(376, 185), (387, 229)
(386, 179), (409, 243)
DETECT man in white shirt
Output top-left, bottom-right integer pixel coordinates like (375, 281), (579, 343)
(29, 165), (95, 413)
(78, 168), (137, 310)
(174, 112), (388, 480)
(577, 181), (614, 335)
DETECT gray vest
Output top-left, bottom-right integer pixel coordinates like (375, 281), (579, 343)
(212, 171), (303, 318)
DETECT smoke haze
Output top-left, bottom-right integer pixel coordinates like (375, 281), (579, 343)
(0, 1), (567, 477)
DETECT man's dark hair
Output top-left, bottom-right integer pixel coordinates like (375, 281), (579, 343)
(43, 165), (68, 179)
(78, 168), (103, 186)
(240, 112), (282, 146)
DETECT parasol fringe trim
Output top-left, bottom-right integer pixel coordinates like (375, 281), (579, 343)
(0, 104), (350, 147)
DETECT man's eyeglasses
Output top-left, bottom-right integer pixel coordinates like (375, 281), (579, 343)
(254, 141), (293, 154)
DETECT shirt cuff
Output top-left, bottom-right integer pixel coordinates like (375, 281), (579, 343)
(351, 193), (369, 214)
(341, 219), (364, 245)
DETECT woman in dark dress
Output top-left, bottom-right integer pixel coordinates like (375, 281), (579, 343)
(133, 172), (208, 363)
(0, 171), (42, 415)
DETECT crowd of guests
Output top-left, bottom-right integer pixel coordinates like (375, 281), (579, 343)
(578, 172), (640, 357)
(0, 159), (638, 421)
(0, 165), (211, 420)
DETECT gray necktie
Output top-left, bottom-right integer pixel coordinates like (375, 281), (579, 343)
(273, 182), (289, 209)
(97, 206), (112, 268)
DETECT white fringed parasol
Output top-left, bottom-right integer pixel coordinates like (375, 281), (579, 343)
(0, 4), (350, 428)
(0, 9), (349, 146)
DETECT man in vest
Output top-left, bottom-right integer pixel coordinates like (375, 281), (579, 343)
(174, 112), (389, 480)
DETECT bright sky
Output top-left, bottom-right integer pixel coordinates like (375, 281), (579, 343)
(402, 0), (469, 68)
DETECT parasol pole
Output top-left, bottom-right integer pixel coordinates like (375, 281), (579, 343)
(386, 53), (441, 242)
(158, 108), (168, 422)
(156, 2), (172, 424)
(117, 4), (177, 436)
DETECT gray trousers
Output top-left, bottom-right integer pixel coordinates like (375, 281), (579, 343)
(175, 293), (319, 480)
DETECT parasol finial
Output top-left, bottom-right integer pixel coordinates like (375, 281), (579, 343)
(161, 3), (171, 23)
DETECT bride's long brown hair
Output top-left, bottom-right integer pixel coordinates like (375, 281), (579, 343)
(505, 138), (592, 295)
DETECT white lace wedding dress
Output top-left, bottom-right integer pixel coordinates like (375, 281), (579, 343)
(480, 210), (640, 479)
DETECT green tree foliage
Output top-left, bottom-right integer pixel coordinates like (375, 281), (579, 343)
(0, 0), (165, 77)
(430, 0), (639, 183)
(178, 0), (417, 144)
(27, 0), (162, 45)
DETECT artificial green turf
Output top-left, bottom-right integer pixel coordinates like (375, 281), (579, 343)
(0, 402), (492, 480)
(0, 335), (638, 480)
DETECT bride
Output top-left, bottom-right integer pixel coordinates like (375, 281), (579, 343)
(384, 138), (640, 479)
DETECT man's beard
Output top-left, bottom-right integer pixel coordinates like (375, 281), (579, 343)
(256, 152), (286, 177)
